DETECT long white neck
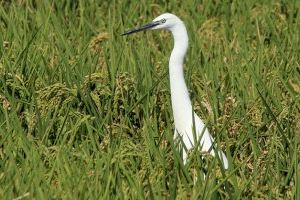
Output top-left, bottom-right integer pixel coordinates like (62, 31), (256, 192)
(169, 23), (192, 132)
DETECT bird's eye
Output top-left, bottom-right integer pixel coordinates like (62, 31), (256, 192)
(161, 19), (166, 24)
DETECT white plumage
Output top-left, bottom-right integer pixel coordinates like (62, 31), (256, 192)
(122, 13), (228, 169)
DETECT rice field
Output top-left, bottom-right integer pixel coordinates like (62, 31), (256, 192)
(0, 0), (300, 199)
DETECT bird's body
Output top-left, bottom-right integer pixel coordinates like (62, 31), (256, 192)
(122, 13), (228, 169)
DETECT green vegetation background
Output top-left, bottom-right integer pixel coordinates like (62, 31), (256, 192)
(0, 0), (299, 199)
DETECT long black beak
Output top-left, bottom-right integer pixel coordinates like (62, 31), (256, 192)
(121, 21), (160, 36)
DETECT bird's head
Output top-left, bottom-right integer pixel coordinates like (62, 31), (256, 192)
(121, 13), (182, 36)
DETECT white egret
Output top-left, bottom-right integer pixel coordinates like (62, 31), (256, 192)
(122, 13), (228, 169)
